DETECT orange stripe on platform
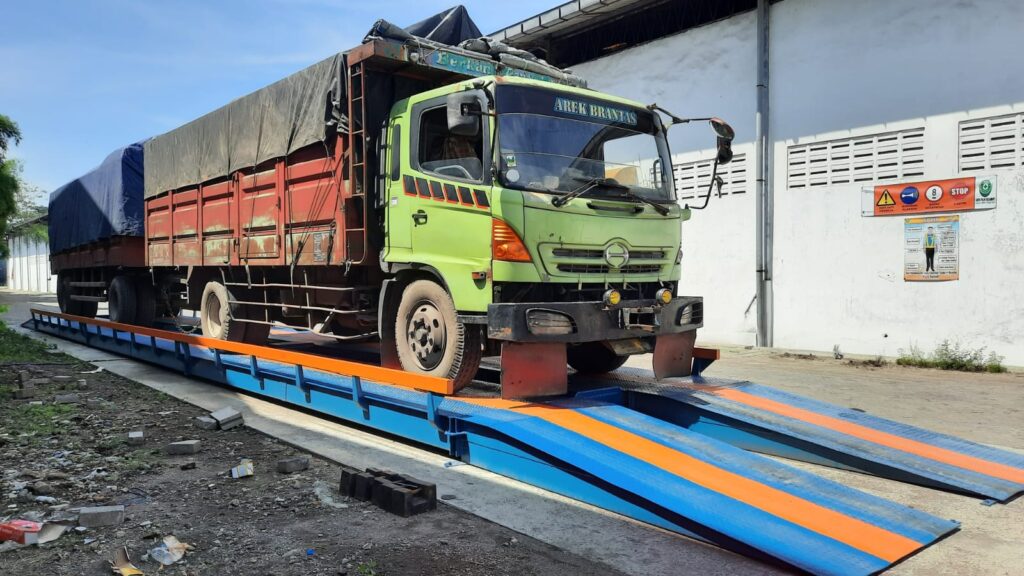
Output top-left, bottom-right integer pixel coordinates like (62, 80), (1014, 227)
(30, 309), (453, 395)
(463, 398), (920, 562)
(711, 388), (1024, 485)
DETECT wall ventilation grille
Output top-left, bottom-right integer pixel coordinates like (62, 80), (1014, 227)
(959, 113), (1024, 172)
(787, 128), (925, 189)
(669, 153), (748, 200)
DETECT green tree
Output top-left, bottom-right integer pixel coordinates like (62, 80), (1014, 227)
(1, 115), (46, 258)
(0, 114), (22, 162)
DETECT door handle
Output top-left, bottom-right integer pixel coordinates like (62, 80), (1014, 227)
(412, 210), (428, 225)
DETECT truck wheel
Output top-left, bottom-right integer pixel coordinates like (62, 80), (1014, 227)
(57, 272), (74, 314)
(134, 278), (157, 326)
(108, 276), (138, 324)
(394, 280), (481, 391)
(567, 342), (629, 374)
(200, 281), (248, 342)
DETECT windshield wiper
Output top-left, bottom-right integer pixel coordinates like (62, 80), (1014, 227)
(618, 188), (671, 216)
(552, 177), (627, 208)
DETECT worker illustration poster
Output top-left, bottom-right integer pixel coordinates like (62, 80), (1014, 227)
(904, 215), (959, 281)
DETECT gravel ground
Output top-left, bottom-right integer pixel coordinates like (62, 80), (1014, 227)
(0, 339), (625, 576)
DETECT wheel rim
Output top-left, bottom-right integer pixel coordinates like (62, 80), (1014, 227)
(205, 291), (224, 338)
(406, 300), (446, 370)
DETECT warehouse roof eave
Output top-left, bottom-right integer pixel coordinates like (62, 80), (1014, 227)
(491, 0), (667, 46)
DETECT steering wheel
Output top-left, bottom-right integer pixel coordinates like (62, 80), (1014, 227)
(435, 164), (473, 180)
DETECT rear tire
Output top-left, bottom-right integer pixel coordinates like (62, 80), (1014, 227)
(200, 281), (245, 342)
(199, 281), (269, 344)
(394, 280), (481, 391)
(57, 271), (97, 318)
(134, 278), (157, 326)
(108, 276), (137, 324)
(567, 341), (629, 374)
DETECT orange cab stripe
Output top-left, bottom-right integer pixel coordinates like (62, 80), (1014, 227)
(713, 388), (1024, 484)
(31, 309), (453, 395)
(463, 398), (920, 562)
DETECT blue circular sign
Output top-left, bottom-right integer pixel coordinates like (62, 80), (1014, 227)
(900, 186), (919, 205)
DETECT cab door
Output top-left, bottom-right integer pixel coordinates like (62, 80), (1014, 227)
(385, 94), (494, 312)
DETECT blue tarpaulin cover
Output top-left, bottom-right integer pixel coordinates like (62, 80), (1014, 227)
(48, 143), (145, 254)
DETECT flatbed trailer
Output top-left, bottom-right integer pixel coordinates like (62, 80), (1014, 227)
(27, 308), (1024, 576)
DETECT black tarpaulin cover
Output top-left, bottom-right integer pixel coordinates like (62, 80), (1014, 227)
(144, 53), (344, 198)
(144, 6), (482, 198)
(403, 5), (481, 45)
(49, 143), (145, 254)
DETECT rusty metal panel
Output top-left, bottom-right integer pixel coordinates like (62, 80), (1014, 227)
(172, 192), (199, 238)
(202, 195), (232, 235)
(240, 234), (279, 259)
(148, 241), (172, 267)
(203, 237), (233, 265)
(500, 342), (568, 399)
(172, 238), (202, 265)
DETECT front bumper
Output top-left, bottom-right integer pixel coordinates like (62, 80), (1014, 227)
(486, 297), (703, 343)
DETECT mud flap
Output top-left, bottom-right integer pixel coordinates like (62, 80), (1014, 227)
(653, 329), (696, 379)
(501, 342), (567, 399)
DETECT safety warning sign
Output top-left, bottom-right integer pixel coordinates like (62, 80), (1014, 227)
(862, 175), (997, 217)
(905, 215), (959, 282)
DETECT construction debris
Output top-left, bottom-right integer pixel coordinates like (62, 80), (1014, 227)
(78, 505), (125, 528)
(109, 545), (144, 575)
(149, 535), (193, 565)
(127, 431), (144, 446)
(194, 415), (218, 430)
(276, 456), (310, 474)
(53, 393), (80, 404)
(339, 466), (437, 517)
(229, 459), (254, 479)
(165, 440), (200, 455)
(0, 520), (68, 546)
(209, 407), (244, 430)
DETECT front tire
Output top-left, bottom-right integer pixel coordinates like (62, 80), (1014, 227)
(394, 280), (481, 391)
(567, 341), (629, 374)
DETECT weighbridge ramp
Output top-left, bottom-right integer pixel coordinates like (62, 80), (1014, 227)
(28, 310), (1024, 575)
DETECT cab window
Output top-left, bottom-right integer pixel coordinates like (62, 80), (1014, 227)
(417, 106), (484, 181)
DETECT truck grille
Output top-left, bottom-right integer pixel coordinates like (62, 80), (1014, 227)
(556, 264), (662, 274)
(551, 248), (665, 260)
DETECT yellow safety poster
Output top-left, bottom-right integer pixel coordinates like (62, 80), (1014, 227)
(905, 215), (959, 281)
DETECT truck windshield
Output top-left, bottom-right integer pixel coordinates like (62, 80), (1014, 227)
(496, 84), (673, 201)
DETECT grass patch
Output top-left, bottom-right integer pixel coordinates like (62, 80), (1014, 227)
(897, 341), (1007, 373)
(0, 322), (59, 363)
(1, 403), (77, 438)
(122, 449), (161, 473)
(847, 356), (888, 368)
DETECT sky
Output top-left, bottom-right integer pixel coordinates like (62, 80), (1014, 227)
(0, 0), (558, 196)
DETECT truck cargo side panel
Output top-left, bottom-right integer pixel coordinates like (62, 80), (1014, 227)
(145, 140), (348, 268)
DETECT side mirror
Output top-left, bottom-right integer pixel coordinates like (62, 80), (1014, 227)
(710, 117), (735, 140)
(710, 117), (734, 165)
(447, 90), (486, 137)
(716, 137), (733, 165)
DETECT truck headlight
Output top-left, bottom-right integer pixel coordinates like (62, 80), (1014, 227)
(527, 309), (576, 335)
(655, 288), (673, 305)
(603, 289), (621, 307)
(678, 304), (693, 325)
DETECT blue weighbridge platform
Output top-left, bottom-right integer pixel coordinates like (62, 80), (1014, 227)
(25, 310), (1024, 576)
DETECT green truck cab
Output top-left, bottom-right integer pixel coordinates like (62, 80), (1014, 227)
(380, 76), (713, 391)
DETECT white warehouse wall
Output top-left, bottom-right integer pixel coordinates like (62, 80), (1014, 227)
(5, 234), (56, 293)
(569, 0), (1024, 364)
(573, 11), (761, 346)
(770, 0), (1024, 365)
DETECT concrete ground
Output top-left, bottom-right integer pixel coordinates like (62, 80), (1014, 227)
(3, 289), (1022, 575)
